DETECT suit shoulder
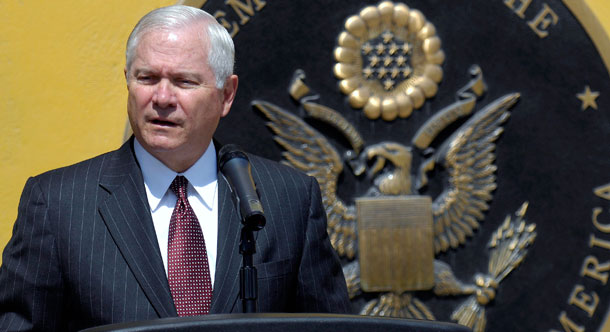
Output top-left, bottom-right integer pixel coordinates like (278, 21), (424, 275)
(247, 154), (314, 185)
(31, 147), (120, 185)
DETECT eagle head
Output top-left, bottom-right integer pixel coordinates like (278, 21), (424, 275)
(362, 142), (413, 195)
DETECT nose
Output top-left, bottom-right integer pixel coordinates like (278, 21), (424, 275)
(152, 79), (177, 108)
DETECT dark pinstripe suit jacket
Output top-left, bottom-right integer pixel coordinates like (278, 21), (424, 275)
(0, 138), (350, 331)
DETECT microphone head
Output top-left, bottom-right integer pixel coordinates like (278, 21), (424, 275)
(218, 144), (249, 170)
(244, 211), (266, 230)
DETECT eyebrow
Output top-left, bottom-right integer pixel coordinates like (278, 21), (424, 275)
(132, 68), (203, 81)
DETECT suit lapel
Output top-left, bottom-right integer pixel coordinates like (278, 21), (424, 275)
(210, 172), (243, 313)
(98, 139), (177, 318)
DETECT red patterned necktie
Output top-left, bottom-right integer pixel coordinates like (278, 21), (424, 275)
(168, 175), (212, 316)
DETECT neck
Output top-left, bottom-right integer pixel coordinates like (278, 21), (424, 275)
(136, 139), (211, 173)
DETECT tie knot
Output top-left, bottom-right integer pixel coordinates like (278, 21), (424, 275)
(170, 175), (188, 200)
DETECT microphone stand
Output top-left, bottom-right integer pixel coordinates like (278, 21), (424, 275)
(239, 223), (258, 313)
(238, 209), (265, 313)
(217, 145), (266, 313)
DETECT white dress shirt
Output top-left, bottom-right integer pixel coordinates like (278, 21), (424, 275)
(134, 139), (219, 287)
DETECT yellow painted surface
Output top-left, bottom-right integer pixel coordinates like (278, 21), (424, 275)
(0, 1), (174, 262)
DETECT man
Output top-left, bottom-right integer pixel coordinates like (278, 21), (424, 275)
(0, 5), (350, 331)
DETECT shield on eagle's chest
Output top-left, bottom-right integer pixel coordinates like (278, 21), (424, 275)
(357, 195), (434, 292)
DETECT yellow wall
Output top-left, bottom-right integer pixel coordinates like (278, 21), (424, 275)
(0, 1), (608, 263)
(0, 1), (175, 261)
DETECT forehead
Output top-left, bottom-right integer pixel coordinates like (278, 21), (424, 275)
(132, 24), (211, 71)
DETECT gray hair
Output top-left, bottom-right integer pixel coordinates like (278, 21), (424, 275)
(125, 5), (234, 88)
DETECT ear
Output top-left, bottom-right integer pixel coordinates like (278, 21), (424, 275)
(124, 68), (129, 89)
(221, 74), (238, 117)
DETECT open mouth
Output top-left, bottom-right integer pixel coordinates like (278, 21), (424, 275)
(151, 119), (177, 127)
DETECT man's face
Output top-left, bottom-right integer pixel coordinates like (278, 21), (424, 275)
(126, 24), (237, 172)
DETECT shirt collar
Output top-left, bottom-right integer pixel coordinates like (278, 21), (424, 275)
(134, 139), (218, 211)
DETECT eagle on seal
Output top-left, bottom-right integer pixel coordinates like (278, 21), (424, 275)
(252, 70), (533, 331)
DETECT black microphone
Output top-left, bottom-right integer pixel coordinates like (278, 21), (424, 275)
(218, 144), (266, 230)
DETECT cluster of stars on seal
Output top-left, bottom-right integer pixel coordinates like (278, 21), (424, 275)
(361, 31), (413, 91)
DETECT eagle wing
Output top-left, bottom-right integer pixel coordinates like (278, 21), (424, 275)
(253, 100), (357, 259)
(432, 93), (520, 253)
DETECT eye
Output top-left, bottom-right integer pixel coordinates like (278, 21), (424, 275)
(136, 74), (158, 84)
(175, 78), (199, 88)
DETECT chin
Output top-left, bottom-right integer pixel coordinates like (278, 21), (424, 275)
(139, 134), (182, 153)
(149, 142), (182, 153)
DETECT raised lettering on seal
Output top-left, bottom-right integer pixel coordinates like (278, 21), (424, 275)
(568, 284), (599, 317)
(225, 0), (266, 25)
(581, 255), (610, 285)
(504, 0), (532, 18)
(527, 3), (559, 38)
(550, 311), (584, 332)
